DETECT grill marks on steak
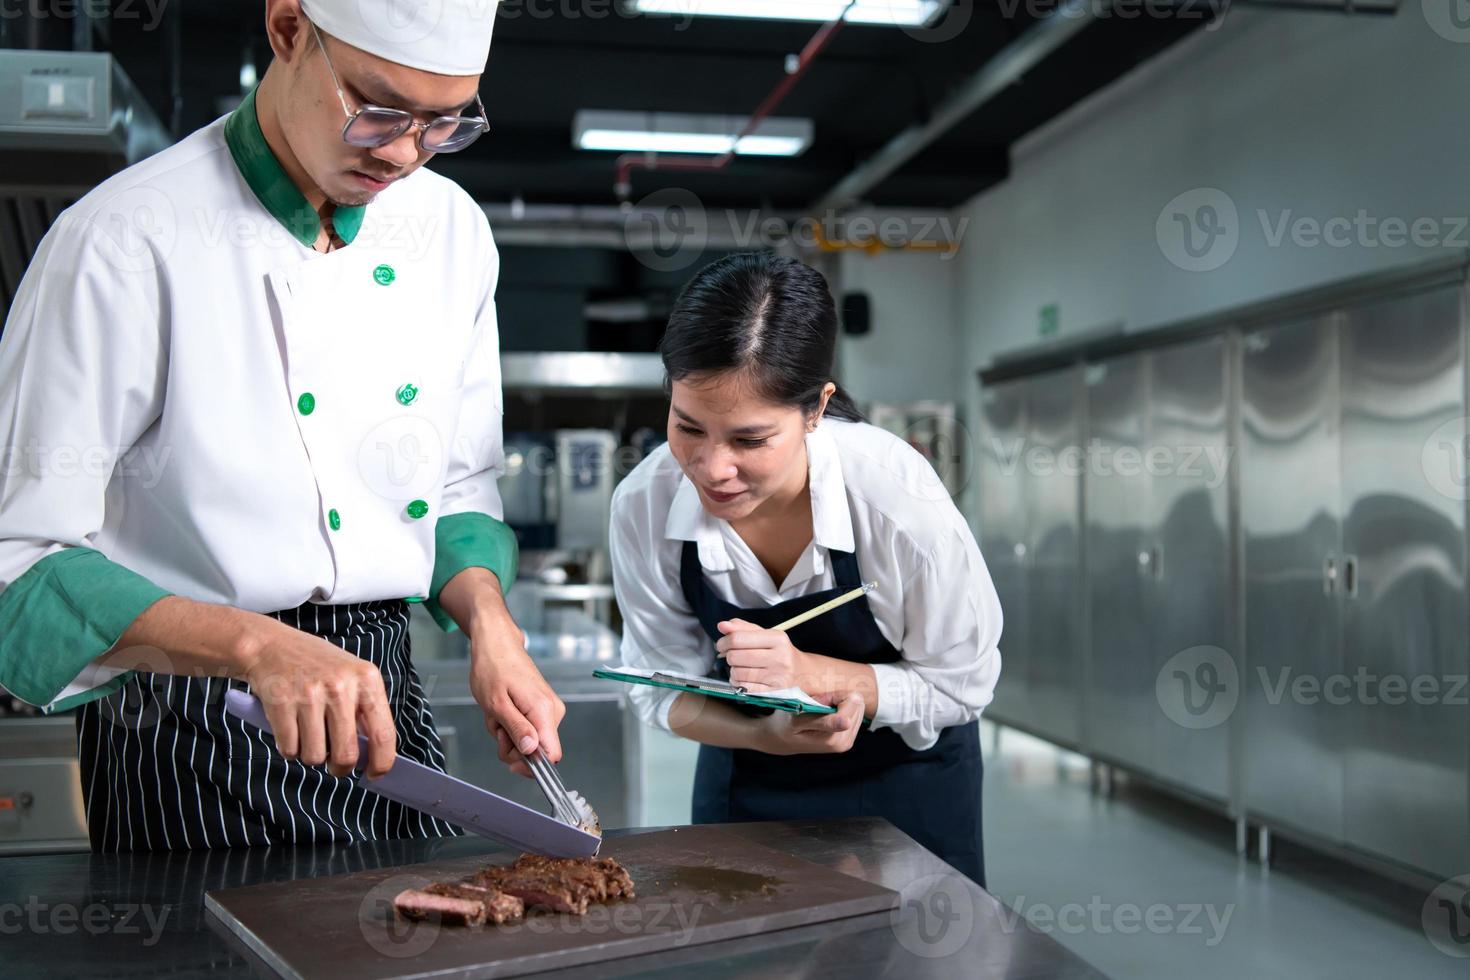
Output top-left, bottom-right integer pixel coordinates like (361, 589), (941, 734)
(472, 855), (635, 915)
(392, 882), (525, 927)
(392, 855), (633, 926)
(514, 855), (635, 901)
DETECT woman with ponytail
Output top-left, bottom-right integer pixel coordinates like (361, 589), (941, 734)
(608, 251), (1002, 884)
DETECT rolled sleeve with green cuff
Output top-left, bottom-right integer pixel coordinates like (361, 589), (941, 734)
(0, 548), (171, 712)
(424, 511), (519, 631)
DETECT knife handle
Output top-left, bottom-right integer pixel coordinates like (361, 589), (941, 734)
(223, 690), (372, 772)
(224, 689), (271, 731)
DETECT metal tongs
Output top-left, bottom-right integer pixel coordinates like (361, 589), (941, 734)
(522, 748), (601, 837)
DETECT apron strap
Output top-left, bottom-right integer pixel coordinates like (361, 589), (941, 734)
(678, 540), (703, 609)
(827, 548), (863, 591)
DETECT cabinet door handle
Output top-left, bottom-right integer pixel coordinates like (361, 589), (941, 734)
(1323, 555), (1337, 596)
(1152, 545), (1163, 580)
(1343, 554), (1359, 599)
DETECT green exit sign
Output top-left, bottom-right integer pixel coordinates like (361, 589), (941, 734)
(1039, 303), (1060, 338)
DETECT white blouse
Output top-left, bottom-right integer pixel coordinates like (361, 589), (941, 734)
(610, 418), (1002, 751)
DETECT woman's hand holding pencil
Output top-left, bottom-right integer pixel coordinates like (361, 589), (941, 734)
(715, 619), (812, 692)
(715, 582), (881, 718)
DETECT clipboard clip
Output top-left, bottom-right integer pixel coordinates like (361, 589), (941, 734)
(652, 672), (747, 696)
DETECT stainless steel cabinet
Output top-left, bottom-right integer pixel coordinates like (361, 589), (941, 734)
(1241, 284), (1470, 878)
(1241, 316), (1345, 839)
(1149, 337), (1232, 798)
(1026, 375), (1086, 746)
(981, 264), (1470, 879)
(1084, 354), (1155, 769)
(979, 380), (1032, 730)
(1084, 339), (1231, 800)
(978, 370), (1084, 747)
(1338, 287), (1468, 876)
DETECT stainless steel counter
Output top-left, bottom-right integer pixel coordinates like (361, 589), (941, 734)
(1, 818), (1104, 979)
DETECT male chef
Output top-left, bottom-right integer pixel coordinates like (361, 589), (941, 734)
(0, 0), (561, 850)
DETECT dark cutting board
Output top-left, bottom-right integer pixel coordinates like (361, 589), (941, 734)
(205, 825), (900, 979)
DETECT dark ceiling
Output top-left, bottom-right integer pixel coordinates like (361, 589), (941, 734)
(102, 2), (1203, 210)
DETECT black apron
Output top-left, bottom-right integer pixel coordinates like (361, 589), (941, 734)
(681, 541), (986, 885)
(75, 599), (461, 851)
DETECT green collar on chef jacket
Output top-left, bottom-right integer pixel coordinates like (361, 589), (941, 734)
(224, 87), (366, 248)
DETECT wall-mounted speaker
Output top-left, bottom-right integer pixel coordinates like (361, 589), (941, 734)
(842, 292), (872, 336)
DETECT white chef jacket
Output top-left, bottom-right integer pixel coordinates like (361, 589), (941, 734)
(610, 417), (1003, 751)
(0, 92), (512, 712)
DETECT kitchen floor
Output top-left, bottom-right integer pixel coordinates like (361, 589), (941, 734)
(638, 722), (1463, 979)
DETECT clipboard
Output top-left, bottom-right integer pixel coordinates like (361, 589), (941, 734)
(593, 666), (838, 715)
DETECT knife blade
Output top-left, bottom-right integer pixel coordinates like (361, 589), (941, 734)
(223, 690), (601, 858)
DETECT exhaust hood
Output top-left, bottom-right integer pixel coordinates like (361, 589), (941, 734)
(0, 49), (171, 196)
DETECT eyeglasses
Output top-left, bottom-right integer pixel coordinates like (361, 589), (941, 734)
(310, 22), (489, 154)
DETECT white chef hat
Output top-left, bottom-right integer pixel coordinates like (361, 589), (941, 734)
(300, 0), (500, 77)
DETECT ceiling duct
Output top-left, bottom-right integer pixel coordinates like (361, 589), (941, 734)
(812, 0), (1100, 212)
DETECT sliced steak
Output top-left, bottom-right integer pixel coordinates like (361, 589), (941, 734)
(425, 882), (525, 925)
(393, 882), (526, 927)
(473, 865), (590, 915)
(392, 888), (487, 927)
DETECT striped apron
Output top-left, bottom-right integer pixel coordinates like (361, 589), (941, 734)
(75, 599), (462, 851)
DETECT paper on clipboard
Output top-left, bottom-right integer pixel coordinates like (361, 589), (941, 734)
(597, 665), (834, 712)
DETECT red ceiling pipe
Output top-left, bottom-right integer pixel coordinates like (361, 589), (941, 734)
(614, 4), (855, 203)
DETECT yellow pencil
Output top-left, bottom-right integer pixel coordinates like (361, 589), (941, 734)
(773, 581), (879, 631)
(717, 581), (878, 657)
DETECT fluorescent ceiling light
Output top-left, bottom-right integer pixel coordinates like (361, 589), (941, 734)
(573, 111), (813, 157)
(577, 130), (808, 157)
(629, 0), (947, 27)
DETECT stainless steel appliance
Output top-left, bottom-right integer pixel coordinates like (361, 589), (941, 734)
(1083, 337), (1232, 801)
(978, 371), (1086, 749)
(1240, 315), (1346, 844)
(1241, 284), (1469, 877)
(977, 256), (1470, 882)
(554, 429), (618, 553)
(499, 353), (669, 624)
(500, 433), (556, 550)
(869, 400), (967, 499)
(0, 715), (88, 854)
(0, 49), (170, 193)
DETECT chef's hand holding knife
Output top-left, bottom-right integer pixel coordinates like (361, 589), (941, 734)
(437, 567), (566, 779)
(101, 567), (563, 782)
(100, 597), (400, 779)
